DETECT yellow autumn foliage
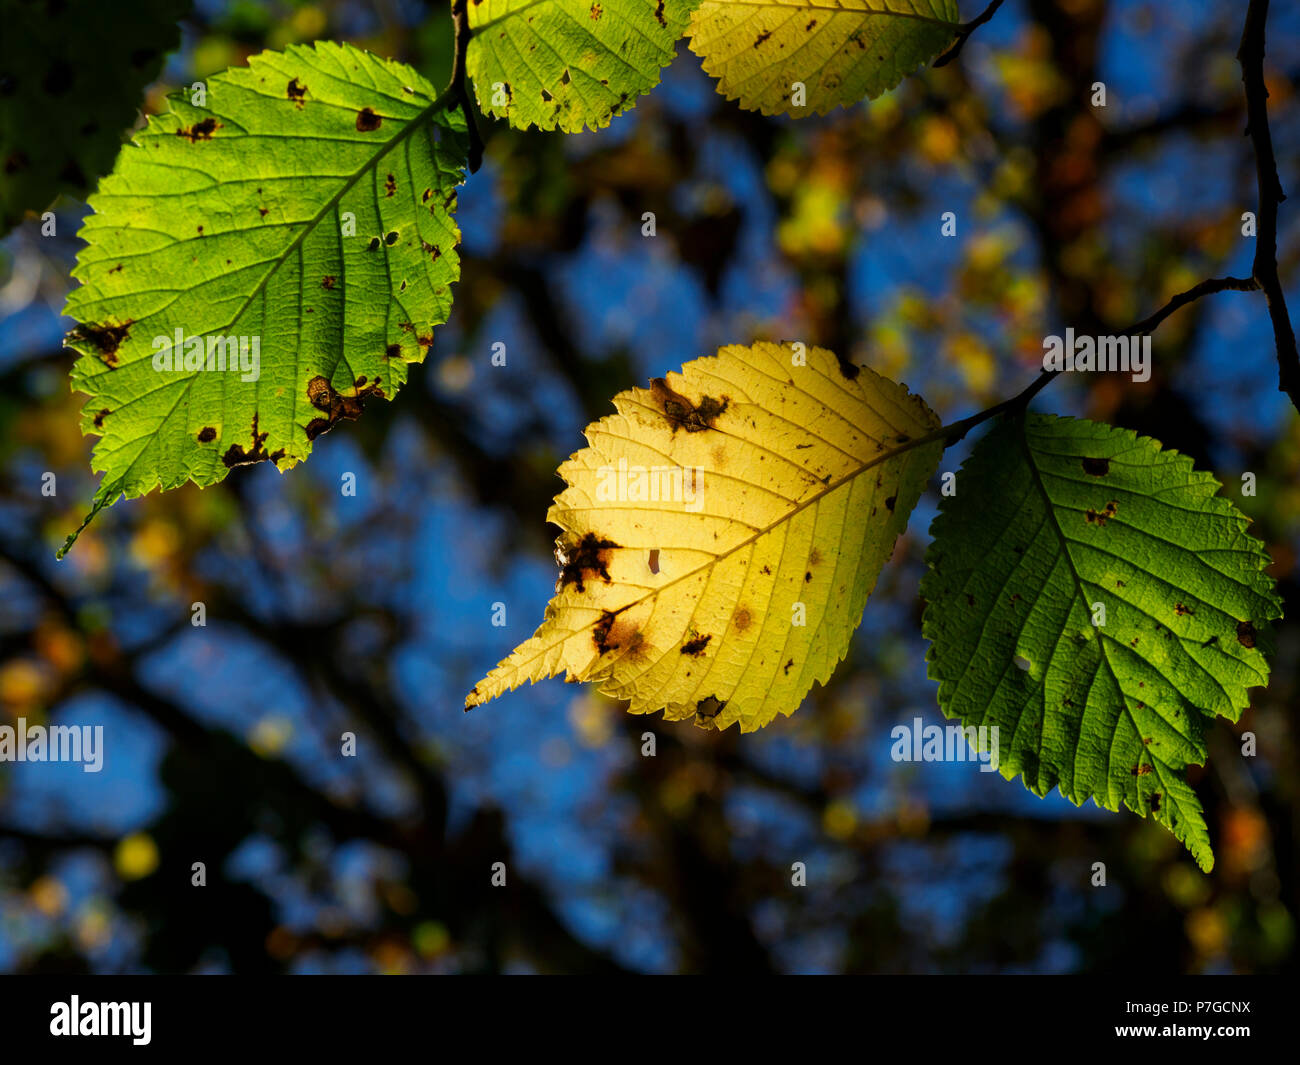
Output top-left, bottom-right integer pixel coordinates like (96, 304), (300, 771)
(467, 342), (942, 731)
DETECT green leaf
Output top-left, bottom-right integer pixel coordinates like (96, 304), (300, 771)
(0, 0), (189, 235)
(466, 0), (697, 132)
(688, 0), (961, 116)
(920, 414), (1282, 871)
(61, 42), (469, 557)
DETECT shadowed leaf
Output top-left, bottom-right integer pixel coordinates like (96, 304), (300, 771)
(921, 414), (1283, 870)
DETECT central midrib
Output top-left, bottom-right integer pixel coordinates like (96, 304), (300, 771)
(1015, 417), (1187, 820)
(207, 88), (457, 341)
(488, 408), (944, 676)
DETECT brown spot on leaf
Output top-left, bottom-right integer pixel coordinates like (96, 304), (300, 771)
(197, 426), (216, 443)
(177, 117), (219, 142)
(1174, 603), (1192, 616)
(286, 78), (307, 107)
(648, 548), (660, 574)
(784, 658), (794, 675)
(556, 532), (619, 593)
(322, 275), (336, 289)
(592, 609), (648, 661)
(1085, 501), (1118, 526)
(1236, 620), (1257, 648)
(304, 375), (386, 441)
(385, 173), (396, 197)
(1131, 763), (1153, 776)
(356, 107), (382, 131)
(649, 378), (728, 433)
(884, 494), (897, 512)
(68, 319), (133, 366)
(222, 414), (284, 468)
(733, 607), (752, 633)
(694, 695), (724, 725)
(1082, 456), (1109, 476)
(93, 408), (110, 429)
(836, 356), (861, 381)
(754, 30), (772, 46)
(681, 634), (711, 657)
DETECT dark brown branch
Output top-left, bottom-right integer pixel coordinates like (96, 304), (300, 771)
(1238, 0), (1300, 412)
(933, 0), (1005, 68)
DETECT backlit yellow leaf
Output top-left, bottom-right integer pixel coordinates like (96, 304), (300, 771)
(466, 342), (942, 731)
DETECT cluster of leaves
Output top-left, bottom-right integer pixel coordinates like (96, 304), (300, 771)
(54, 1), (971, 553)
(11, 0), (1284, 870)
(470, 343), (1281, 872)
(467, 0), (962, 129)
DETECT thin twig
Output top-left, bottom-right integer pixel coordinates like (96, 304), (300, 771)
(1237, 0), (1300, 412)
(937, 274), (1261, 447)
(448, 0), (484, 173)
(1127, 275), (1258, 335)
(933, 0), (1005, 69)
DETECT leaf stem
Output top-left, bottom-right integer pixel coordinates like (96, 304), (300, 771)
(933, 0), (1005, 69)
(448, 0), (484, 173)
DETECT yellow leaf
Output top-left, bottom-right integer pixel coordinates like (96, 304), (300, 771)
(466, 342), (942, 731)
(688, 0), (961, 117)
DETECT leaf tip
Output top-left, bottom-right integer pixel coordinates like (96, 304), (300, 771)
(56, 494), (113, 560)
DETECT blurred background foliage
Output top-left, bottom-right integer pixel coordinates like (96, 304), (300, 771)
(0, 0), (1298, 973)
